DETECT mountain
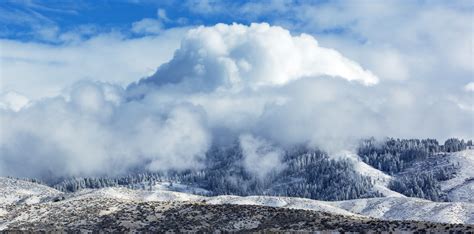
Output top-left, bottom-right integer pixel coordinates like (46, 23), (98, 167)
(347, 148), (474, 202)
(1, 177), (473, 232)
(49, 140), (474, 203)
(2, 139), (473, 231)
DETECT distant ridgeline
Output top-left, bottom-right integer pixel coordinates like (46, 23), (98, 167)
(358, 138), (472, 201)
(27, 138), (472, 202)
(51, 146), (377, 201)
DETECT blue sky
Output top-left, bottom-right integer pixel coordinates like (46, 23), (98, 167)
(2, 1), (241, 41)
(0, 0), (354, 43)
(1, 1), (175, 41)
(3, 1), (471, 39)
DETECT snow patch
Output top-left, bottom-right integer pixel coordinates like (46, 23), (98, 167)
(332, 197), (474, 224)
(441, 150), (474, 202)
(99, 206), (119, 216)
(337, 151), (405, 197)
(0, 177), (62, 206)
(0, 208), (7, 217)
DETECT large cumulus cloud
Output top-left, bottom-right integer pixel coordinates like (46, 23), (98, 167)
(129, 23), (377, 95)
(0, 23), (472, 179)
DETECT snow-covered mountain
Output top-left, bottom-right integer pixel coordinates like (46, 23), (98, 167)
(49, 141), (473, 204)
(1, 176), (473, 232)
(352, 149), (474, 202)
(2, 149), (473, 231)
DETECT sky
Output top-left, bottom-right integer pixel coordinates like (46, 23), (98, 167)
(0, 0), (473, 179)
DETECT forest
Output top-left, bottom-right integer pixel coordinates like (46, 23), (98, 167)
(47, 138), (471, 201)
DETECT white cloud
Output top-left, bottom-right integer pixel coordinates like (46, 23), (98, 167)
(465, 82), (474, 92)
(366, 49), (410, 81)
(157, 8), (170, 22)
(129, 23), (472, 147)
(0, 27), (189, 100)
(290, 1), (473, 85)
(239, 134), (284, 179)
(131, 8), (175, 35)
(1, 23), (472, 180)
(193, 1), (473, 88)
(0, 81), (210, 178)
(0, 92), (29, 112)
(131, 23), (378, 94)
(132, 18), (163, 34)
(185, 0), (224, 14)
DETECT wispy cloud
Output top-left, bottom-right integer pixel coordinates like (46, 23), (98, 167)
(0, 1), (71, 42)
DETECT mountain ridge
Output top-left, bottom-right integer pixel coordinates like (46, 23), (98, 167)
(1, 176), (473, 229)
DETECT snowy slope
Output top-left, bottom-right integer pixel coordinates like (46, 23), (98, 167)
(332, 197), (474, 224)
(338, 150), (474, 201)
(4, 189), (468, 232)
(337, 151), (405, 198)
(130, 181), (212, 195)
(61, 184), (473, 224)
(1, 173), (474, 228)
(68, 186), (204, 203)
(441, 149), (474, 202)
(202, 195), (474, 224)
(0, 177), (63, 228)
(204, 195), (358, 217)
(0, 177), (62, 206)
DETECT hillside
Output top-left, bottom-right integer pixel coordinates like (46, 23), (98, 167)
(1, 177), (474, 232)
(0, 177), (62, 218)
(440, 150), (474, 202)
(47, 140), (473, 204)
(2, 145), (473, 231)
(337, 150), (405, 198)
(350, 149), (474, 202)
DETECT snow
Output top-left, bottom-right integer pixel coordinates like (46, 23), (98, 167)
(205, 195), (359, 217)
(99, 206), (119, 216)
(338, 150), (405, 198)
(441, 150), (474, 202)
(0, 209), (7, 217)
(151, 181), (211, 195)
(332, 197), (474, 224)
(0, 178), (64, 230)
(204, 195), (474, 224)
(64, 186), (203, 203)
(69, 186), (472, 224)
(0, 177), (62, 206)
